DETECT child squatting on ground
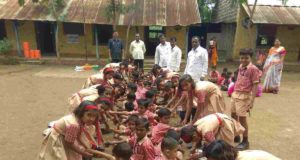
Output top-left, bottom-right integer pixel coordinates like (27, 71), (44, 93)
(38, 54), (282, 160)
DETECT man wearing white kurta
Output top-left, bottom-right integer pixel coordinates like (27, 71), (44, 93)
(184, 36), (208, 82)
(167, 37), (182, 72)
(130, 33), (146, 70)
(155, 34), (171, 68)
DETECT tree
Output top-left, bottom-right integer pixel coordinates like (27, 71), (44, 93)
(19, 0), (66, 60)
(104, 0), (135, 30)
(104, 0), (136, 58)
(198, 0), (217, 23)
(40, 0), (66, 60)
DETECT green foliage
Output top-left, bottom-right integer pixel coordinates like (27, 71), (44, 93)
(230, 0), (247, 6)
(40, 0), (66, 20)
(2, 56), (20, 65)
(198, 0), (217, 23)
(104, 0), (136, 22)
(18, 0), (25, 6)
(0, 39), (13, 55)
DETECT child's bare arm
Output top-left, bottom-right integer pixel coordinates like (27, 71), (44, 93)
(65, 142), (93, 157)
(112, 128), (125, 135)
(87, 149), (115, 160)
(109, 111), (132, 115)
(170, 95), (186, 112)
(183, 96), (193, 125)
(105, 140), (127, 145)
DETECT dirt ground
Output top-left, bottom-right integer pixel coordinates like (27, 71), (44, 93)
(0, 64), (300, 160)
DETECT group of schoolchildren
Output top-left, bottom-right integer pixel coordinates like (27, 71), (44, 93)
(37, 49), (281, 160)
(208, 66), (263, 98)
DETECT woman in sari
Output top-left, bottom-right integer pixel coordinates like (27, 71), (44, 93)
(208, 38), (218, 68)
(263, 39), (287, 94)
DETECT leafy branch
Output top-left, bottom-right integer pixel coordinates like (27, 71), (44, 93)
(104, 0), (136, 24)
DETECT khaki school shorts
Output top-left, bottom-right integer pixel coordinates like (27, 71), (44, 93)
(230, 92), (252, 117)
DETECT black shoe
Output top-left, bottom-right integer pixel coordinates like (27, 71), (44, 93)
(236, 141), (249, 150)
(234, 136), (241, 143)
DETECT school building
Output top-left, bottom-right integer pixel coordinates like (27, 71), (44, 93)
(0, 0), (201, 60)
(211, 0), (300, 62)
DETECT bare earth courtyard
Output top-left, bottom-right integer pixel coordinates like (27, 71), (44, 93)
(0, 64), (300, 160)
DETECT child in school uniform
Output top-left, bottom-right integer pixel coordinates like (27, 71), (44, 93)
(112, 115), (138, 141)
(143, 81), (153, 91)
(129, 118), (156, 160)
(217, 68), (228, 85)
(110, 99), (157, 126)
(155, 137), (180, 160)
(175, 75), (227, 124)
(82, 67), (115, 89)
(95, 97), (114, 133)
(145, 90), (158, 113)
(112, 142), (133, 160)
(136, 77), (148, 100)
(38, 101), (105, 160)
(68, 84), (113, 112)
(151, 108), (176, 146)
(230, 48), (261, 150)
(208, 66), (220, 84)
(228, 70), (238, 97)
(157, 81), (176, 106)
(180, 113), (245, 148)
(203, 140), (281, 160)
(228, 71), (262, 98)
(221, 72), (232, 91)
(113, 84), (126, 109)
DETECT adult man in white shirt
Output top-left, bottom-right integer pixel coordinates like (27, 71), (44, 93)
(130, 33), (146, 71)
(167, 37), (182, 72)
(155, 34), (171, 68)
(184, 36), (208, 82)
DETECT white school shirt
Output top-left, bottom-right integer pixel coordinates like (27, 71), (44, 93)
(130, 40), (146, 60)
(167, 45), (182, 72)
(184, 46), (208, 82)
(155, 42), (171, 67)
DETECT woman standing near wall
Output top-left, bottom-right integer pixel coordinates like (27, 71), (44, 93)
(263, 38), (287, 94)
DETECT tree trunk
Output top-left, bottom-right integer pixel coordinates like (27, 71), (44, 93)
(124, 25), (131, 59)
(246, 0), (258, 49)
(95, 26), (100, 60)
(12, 21), (22, 57)
(112, 0), (117, 31)
(55, 23), (60, 60)
(83, 23), (88, 63)
(124, 16), (134, 59)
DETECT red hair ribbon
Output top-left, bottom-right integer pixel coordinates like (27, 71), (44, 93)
(181, 134), (193, 143)
(85, 105), (98, 110)
(99, 97), (112, 103)
(104, 67), (114, 74)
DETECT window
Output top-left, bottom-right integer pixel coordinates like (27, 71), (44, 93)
(63, 22), (84, 35)
(257, 25), (277, 46)
(0, 20), (6, 40)
(148, 26), (165, 42)
(93, 25), (113, 45)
